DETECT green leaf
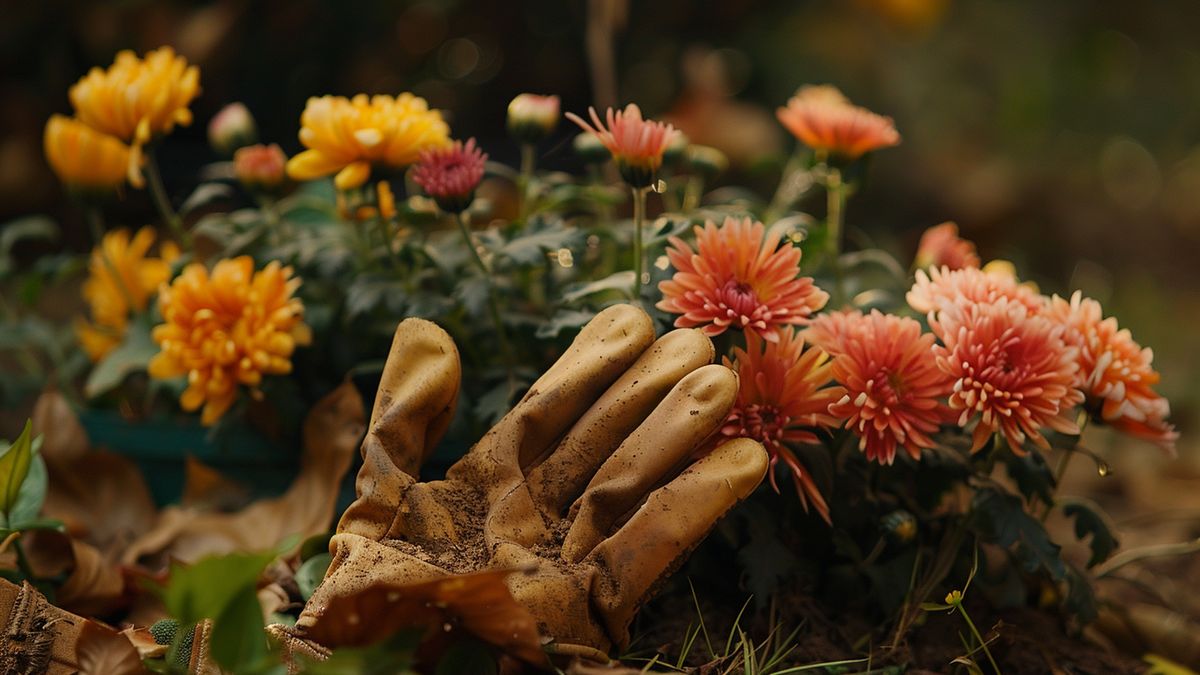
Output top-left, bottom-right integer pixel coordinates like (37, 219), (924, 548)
(85, 313), (160, 398)
(560, 271), (635, 303)
(434, 638), (497, 675)
(1004, 449), (1056, 506)
(1062, 564), (1098, 623)
(303, 632), (421, 675)
(1063, 500), (1119, 568)
(496, 222), (582, 266)
(7, 438), (47, 529)
(0, 420), (34, 525)
(454, 275), (492, 320)
(970, 487), (1065, 580)
(295, 552), (332, 601)
(180, 183), (236, 216)
(0, 216), (58, 279)
(163, 551), (275, 671)
(534, 309), (595, 339)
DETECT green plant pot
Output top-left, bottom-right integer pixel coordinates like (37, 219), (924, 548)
(77, 409), (358, 510)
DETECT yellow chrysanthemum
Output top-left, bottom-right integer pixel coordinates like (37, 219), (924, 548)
(77, 227), (178, 361)
(286, 93), (450, 191)
(43, 115), (132, 193)
(148, 257), (311, 425)
(68, 46), (200, 187)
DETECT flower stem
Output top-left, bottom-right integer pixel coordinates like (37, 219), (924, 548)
(954, 603), (1001, 675)
(517, 143), (536, 222)
(631, 186), (649, 302)
(825, 166), (847, 305)
(145, 148), (191, 248)
(453, 212), (514, 371)
(763, 148), (807, 224)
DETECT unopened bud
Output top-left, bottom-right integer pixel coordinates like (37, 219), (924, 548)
(234, 143), (287, 193)
(573, 132), (609, 164)
(209, 103), (258, 157)
(662, 131), (690, 165)
(507, 94), (560, 144)
(686, 144), (728, 178)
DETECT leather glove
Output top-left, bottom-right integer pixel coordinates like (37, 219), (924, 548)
(292, 304), (768, 659)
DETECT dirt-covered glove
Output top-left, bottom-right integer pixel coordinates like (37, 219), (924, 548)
(293, 304), (768, 659)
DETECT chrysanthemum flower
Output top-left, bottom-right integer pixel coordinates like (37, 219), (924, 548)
(776, 85), (900, 160)
(286, 93), (450, 191)
(149, 257), (311, 425)
(507, 94), (560, 144)
(43, 115), (132, 193)
(565, 104), (676, 187)
(914, 222), (980, 271)
(907, 265), (1044, 318)
(658, 217), (829, 341)
(68, 47), (200, 187)
(720, 328), (843, 522)
(76, 227), (177, 362)
(930, 298), (1084, 453)
(1047, 291), (1177, 453)
(809, 310), (955, 465)
(411, 138), (487, 213)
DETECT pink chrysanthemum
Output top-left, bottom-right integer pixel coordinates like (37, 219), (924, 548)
(411, 137), (487, 213)
(720, 328), (843, 522)
(657, 217), (829, 342)
(565, 103), (675, 186)
(930, 298), (1084, 454)
(1047, 291), (1177, 454)
(809, 310), (956, 465)
(776, 85), (900, 160)
(914, 222), (980, 271)
(907, 265), (1044, 318)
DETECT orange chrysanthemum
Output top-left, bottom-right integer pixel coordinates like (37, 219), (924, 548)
(43, 115), (132, 193)
(809, 310), (955, 465)
(914, 222), (980, 271)
(930, 298), (1083, 454)
(907, 265), (1044, 318)
(1047, 291), (1177, 453)
(720, 328), (843, 522)
(286, 93), (450, 191)
(776, 85), (900, 160)
(565, 103), (675, 187)
(657, 217), (829, 341)
(149, 257), (311, 425)
(77, 227), (177, 362)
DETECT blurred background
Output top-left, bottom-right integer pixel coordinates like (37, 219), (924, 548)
(3, 0), (1197, 457)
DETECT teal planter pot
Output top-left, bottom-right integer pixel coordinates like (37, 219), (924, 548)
(77, 409), (358, 510)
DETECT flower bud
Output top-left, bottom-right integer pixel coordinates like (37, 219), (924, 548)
(686, 144), (728, 178)
(412, 138), (488, 214)
(662, 131), (690, 166)
(572, 132), (609, 164)
(233, 143), (287, 193)
(507, 94), (560, 144)
(209, 102), (258, 156)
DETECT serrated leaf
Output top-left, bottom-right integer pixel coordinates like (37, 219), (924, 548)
(0, 420), (34, 525)
(296, 552), (332, 601)
(1063, 500), (1119, 568)
(180, 183), (235, 216)
(496, 224), (581, 266)
(85, 314), (159, 398)
(970, 487), (1065, 580)
(560, 271), (635, 303)
(534, 309), (594, 339)
(1004, 449), (1056, 506)
(454, 275), (492, 320)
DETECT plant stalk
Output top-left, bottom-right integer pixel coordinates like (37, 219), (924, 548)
(145, 148), (191, 247)
(453, 212), (513, 372)
(517, 143), (536, 222)
(631, 186), (648, 302)
(826, 166), (847, 305)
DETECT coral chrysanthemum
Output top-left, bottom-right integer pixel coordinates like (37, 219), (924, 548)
(411, 138), (488, 213)
(565, 104), (676, 187)
(809, 310), (955, 465)
(776, 85), (900, 160)
(68, 47), (200, 187)
(77, 227), (177, 362)
(657, 217), (829, 341)
(720, 328), (843, 522)
(930, 298), (1084, 453)
(1047, 291), (1177, 453)
(286, 93), (450, 191)
(149, 257), (311, 425)
(914, 222), (980, 271)
(907, 265), (1044, 318)
(43, 115), (132, 193)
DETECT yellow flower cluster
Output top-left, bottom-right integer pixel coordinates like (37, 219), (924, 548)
(148, 257), (311, 425)
(45, 46), (200, 191)
(77, 228), (178, 361)
(286, 93), (450, 191)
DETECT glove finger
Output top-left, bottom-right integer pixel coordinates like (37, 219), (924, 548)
(525, 328), (714, 518)
(585, 438), (768, 648)
(338, 318), (461, 540)
(560, 364), (737, 563)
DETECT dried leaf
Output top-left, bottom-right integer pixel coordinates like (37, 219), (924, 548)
(305, 568), (548, 668)
(76, 620), (149, 675)
(23, 530), (124, 616)
(123, 382), (364, 566)
(43, 450), (157, 558)
(181, 455), (250, 511)
(120, 626), (167, 659)
(31, 389), (87, 463)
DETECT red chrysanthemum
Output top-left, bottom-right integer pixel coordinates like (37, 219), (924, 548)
(930, 298), (1084, 454)
(1047, 291), (1177, 453)
(720, 328), (843, 522)
(657, 217), (829, 342)
(809, 310), (956, 465)
(907, 265), (1044, 318)
(411, 137), (487, 212)
(914, 222), (980, 271)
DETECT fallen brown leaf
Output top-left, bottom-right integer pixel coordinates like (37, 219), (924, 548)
(22, 530), (125, 617)
(120, 626), (167, 659)
(76, 620), (149, 675)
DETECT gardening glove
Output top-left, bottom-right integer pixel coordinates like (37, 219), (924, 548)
(293, 304), (769, 659)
